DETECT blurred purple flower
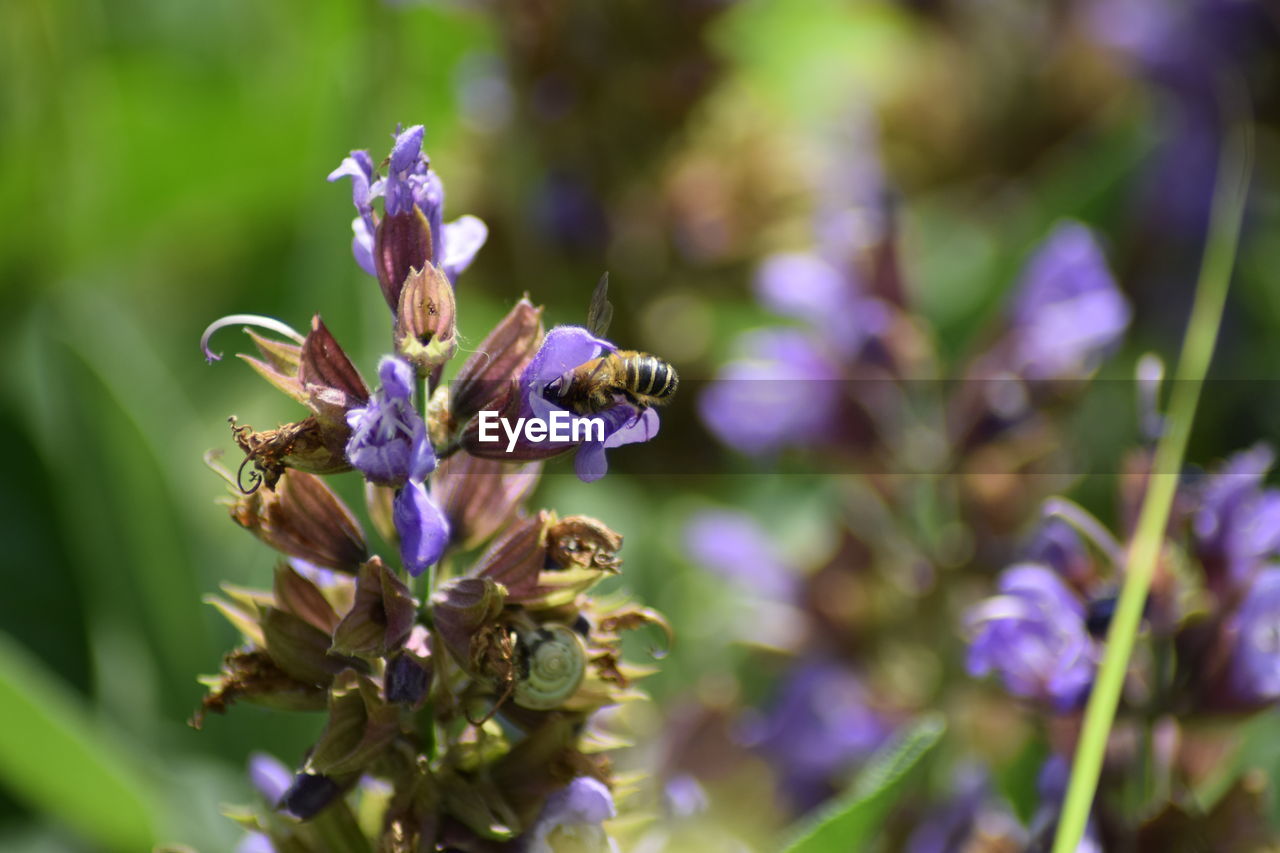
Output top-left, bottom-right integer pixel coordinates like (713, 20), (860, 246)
(345, 357), (436, 488)
(523, 326), (661, 483)
(235, 833), (276, 853)
(906, 765), (1022, 853)
(699, 329), (840, 456)
(755, 253), (891, 361)
(248, 752), (292, 805)
(1193, 444), (1280, 589)
(328, 124), (487, 283)
(740, 660), (889, 811)
(1225, 567), (1280, 703)
(1025, 518), (1092, 588)
(662, 774), (709, 820)
(966, 564), (1099, 710)
(1007, 223), (1130, 381)
(684, 509), (797, 600)
(1030, 755), (1103, 852)
(524, 776), (618, 853)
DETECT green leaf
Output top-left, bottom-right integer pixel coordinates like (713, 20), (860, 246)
(0, 631), (159, 851)
(781, 714), (945, 853)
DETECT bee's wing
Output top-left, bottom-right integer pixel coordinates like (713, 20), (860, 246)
(587, 272), (614, 338)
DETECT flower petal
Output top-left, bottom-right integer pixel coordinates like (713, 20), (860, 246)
(442, 215), (489, 282)
(394, 482), (450, 576)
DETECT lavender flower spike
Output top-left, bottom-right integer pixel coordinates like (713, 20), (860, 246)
(345, 357), (436, 488)
(966, 564), (1098, 710)
(524, 776), (619, 853)
(328, 123), (488, 285)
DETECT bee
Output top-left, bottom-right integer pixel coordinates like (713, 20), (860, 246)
(549, 273), (679, 415)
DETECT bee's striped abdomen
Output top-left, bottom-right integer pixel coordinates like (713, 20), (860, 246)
(634, 354), (677, 399)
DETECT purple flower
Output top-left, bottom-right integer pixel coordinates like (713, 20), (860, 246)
(662, 774), (709, 819)
(393, 480), (450, 577)
(684, 509), (797, 601)
(699, 329), (840, 456)
(523, 776), (618, 853)
(1025, 518), (1092, 588)
(1030, 756), (1103, 852)
(755, 252), (891, 361)
(1007, 223), (1130, 381)
(248, 752), (292, 806)
(345, 357), (436, 488)
(235, 833), (276, 853)
(906, 766), (1018, 853)
(1225, 567), (1280, 703)
(740, 660), (889, 811)
(328, 124), (488, 284)
(966, 564), (1099, 710)
(523, 326), (661, 483)
(1193, 444), (1280, 589)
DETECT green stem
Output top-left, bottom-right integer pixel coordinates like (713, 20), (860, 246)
(1051, 125), (1251, 852)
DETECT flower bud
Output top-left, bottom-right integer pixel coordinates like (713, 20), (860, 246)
(396, 265), (457, 373)
(432, 454), (541, 551)
(331, 557), (417, 659)
(375, 207), (434, 311)
(451, 298), (544, 426)
(385, 627), (433, 709)
(279, 772), (344, 820)
(231, 471), (369, 573)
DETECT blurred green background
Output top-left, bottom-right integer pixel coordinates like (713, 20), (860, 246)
(4, 0), (1280, 849)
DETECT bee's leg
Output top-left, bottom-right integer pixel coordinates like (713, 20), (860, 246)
(615, 389), (648, 423)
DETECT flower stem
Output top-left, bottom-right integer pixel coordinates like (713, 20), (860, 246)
(1051, 123), (1252, 852)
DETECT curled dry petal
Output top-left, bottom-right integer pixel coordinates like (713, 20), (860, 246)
(190, 649), (328, 729)
(430, 577), (508, 670)
(331, 557), (418, 659)
(451, 298), (544, 426)
(546, 516), (623, 572)
(396, 264), (457, 372)
(231, 470), (368, 573)
(433, 454), (542, 551)
(231, 417), (352, 492)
